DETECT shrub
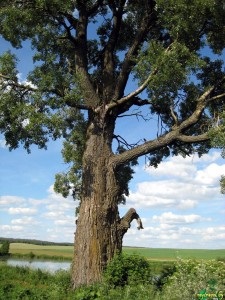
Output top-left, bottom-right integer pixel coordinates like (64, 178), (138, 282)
(156, 259), (225, 300)
(153, 264), (176, 290)
(0, 241), (10, 256)
(103, 253), (152, 287)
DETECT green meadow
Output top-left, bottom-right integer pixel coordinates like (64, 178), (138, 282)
(9, 243), (74, 259)
(8, 243), (225, 261)
(123, 247), (225, 260)
(2, 243), (225, 299)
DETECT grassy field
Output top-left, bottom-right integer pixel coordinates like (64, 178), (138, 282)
(9, 243), (74, 259)
(123, 247), (225, 260)
(8, 243), (225, 261)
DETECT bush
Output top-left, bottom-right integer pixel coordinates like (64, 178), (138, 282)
(156, 259), (225, 300)
(153, 264), (176, 290)
(0, 241), (10, 256)
(103, 253), (152, 287)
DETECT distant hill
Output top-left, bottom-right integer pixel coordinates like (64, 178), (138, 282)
(0, 237), (73, 246)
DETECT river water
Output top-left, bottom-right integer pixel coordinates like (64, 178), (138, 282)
(4, 258), (71, 273)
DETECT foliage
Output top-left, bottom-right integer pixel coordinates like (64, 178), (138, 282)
(0, 241), (10, 256)
(0, 265), (71, 300)
(153, 264), (176, 291)
(0, 0), (225, 193)
(103, 253), (152, 287)
(54, 112), (87, 202)
(157, 259), (225, 300)
(1, 258), (225, 299)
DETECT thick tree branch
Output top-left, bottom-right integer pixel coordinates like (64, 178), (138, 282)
(106, 69), (157, 112)
(111, 82), (224, 167)
(119, 208), (144, 237)
(177, 133), (209, 143)
(107, 42), (175, 114)
(113, 0), (156, 100)
(178, 86), (217, 132)
(102, 1), (125, 100)
(74, 9), (100, 107)
(208, 92), (225, 102)
(111, 130), (179, 167)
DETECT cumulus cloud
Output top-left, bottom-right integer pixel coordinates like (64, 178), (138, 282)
(126, 179), (217, 209)
(1, 151), (224, 247)
(152, 212), (209, 224)
(126, 152), (223, 209)
(0, 225), (24, 232)
(54, 216), (74, 226)
(145, 152), (223, 181)
(11, 216), (37, 225)
(0, 184), (77, 242)
(8, 207), (37, 215)
(195, 163), (225, 185)
(121, 151), (225, 248)
(0, 195), (25, 206)
(145, 155), (197, 179)
(123, 222), (225, 249)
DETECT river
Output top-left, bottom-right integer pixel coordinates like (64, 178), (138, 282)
(3, 258), (71, 273)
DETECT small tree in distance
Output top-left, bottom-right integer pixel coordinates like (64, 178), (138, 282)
(0, 241), (10, 256)
(0, 0), (225, 288)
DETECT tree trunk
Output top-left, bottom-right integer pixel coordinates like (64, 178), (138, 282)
(71, 116), (143, 288)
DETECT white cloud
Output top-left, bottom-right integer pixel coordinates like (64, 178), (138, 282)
(126, 180), (217, 209)
(1, 151), (224, 247)
(0, 184), (77, 242)
(152, 212), (209, 224)
(54, 216), (74, 226)
(8, 207), (37, 215)
(0, 196), (25, 206)
(195, 163), (225, 185)
(177, 199), (197, 209)
(0, 225), (24, 232)
(146, 155), (197, 179)
(11, 216), (37, 225)
(126, 152), (223, 209)
(17, 73), (37, 89)
(121, 152), (225, 248)
(123, 222), (225, 249)
(43, 211), (64, 219)
(0, 139), (7, 149)
(145, 152), (223, 181)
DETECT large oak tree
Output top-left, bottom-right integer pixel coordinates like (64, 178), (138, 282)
(0, 0), (225, 287)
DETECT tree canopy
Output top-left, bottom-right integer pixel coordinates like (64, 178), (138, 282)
(1, 0), (225, 287)
(0, 1), (225, 174)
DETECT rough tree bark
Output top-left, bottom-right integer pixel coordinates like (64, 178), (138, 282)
(71, 113), (144, 287)
(71, 80), (218, 287)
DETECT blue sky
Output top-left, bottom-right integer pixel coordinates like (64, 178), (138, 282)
(0, 37), (225, 249)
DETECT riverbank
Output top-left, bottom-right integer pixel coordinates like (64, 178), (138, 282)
(1, 257), (225, 300)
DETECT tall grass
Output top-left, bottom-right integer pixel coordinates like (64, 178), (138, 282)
(1, 255), (225, 300)
(0, 265), (71, 300)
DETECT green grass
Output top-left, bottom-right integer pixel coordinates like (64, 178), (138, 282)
(9, 243), (225, 261)
(10, 243), (74, 259)
(1, 257), (225, 300)
(123, 247), (225, 260)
